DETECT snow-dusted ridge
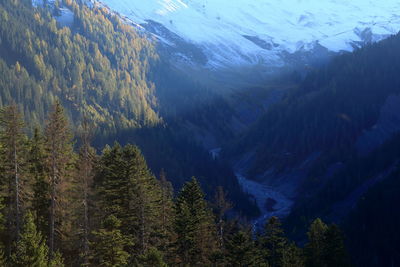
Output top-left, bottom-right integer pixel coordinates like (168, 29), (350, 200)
(98, 0), (400, 68)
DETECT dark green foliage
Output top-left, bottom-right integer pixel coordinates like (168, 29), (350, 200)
(304, 219), (350, 267)
(48, 251), (65, 267)
(136, 247), (168, 267)
(158, 170), (175, 256)
(0, 104), (27, 255)
(174, 177), (218, 266)
(225, 228), (266, 267)
(94, 143), (166, 255)
(29, 128), (50, 239)
(0, 102), (353, 266)
(11, 211), (49, 267)
(44, 101), (75, 258)
(323, 224), (350, 267)
(261, 217), (288, 267)
(90, 215), (130, 267)
(103, 126), (260, 219)
(74, 119), (96, 266)
(282, 242), (304, 267)
(305, 218), (328, 267)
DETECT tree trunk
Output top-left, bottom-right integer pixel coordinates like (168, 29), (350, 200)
(49, 148), (56, 259)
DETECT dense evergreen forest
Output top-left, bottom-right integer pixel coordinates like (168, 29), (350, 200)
(0, 101), (351, 266)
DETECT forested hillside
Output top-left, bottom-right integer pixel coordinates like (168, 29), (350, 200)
(228, 33), (400, 177)
(1, 0), (399, 266)
(0, 0), (261, 219)
(0, 0), (160, 133)
(224, 32), (400, 266)
(0, 102), (351, 266)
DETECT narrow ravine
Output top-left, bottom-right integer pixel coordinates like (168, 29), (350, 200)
(209, 147), (293, 228)
(235, 172), (293, 228)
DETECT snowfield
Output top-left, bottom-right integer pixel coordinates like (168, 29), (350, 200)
(98, 0), (400, 68)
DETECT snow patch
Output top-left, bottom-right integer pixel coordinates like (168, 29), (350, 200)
(98, 0), (400, 68)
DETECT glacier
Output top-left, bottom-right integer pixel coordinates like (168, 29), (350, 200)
(97, 0), (400, 68)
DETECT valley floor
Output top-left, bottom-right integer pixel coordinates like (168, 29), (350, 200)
(235, 172), (293, 229)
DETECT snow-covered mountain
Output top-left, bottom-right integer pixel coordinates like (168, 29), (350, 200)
(99, 0), (400, 68)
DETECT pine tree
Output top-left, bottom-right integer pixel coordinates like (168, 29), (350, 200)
(11, 211), (49, 267)
(174, 177), (217, 266)
(90, 215), (130, 267)
(261, 216), (287, 267)
(0, 104), (26, 256)
(29, 128), (50, 239)
(44, 101), (75, 258)
(305, 218), (328, 267)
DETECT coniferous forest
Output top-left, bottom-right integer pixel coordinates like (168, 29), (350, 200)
(1, 0), (400, 266)
(0, 101), (351, 266)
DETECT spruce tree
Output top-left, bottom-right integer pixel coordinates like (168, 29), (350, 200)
(90, 215), (130, 267)
(11, 211), (49, 267)
(261, 216), (287, 267)
(95, 144), (165, 255)
(44, 101), (75, 258)
(0, 104), (26, 256)
(174, 177), (217, 266)
(305, 218), (328, 267)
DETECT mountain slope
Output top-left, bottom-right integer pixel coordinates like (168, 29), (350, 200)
(228, 33), (400, 179)
(0, 0), (160, 132)
(222, 32), (400, 266)
(99, 0), (400, 68)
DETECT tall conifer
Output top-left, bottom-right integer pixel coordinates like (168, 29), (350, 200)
(261, 216), (287, 267)
(0, 104), (26, 256)
(44, 101), (74, 258)
(305, 218), (328, 267)
(174, 177), (217, 266)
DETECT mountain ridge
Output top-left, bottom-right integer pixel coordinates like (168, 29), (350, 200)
(99, 0), (400, 68)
